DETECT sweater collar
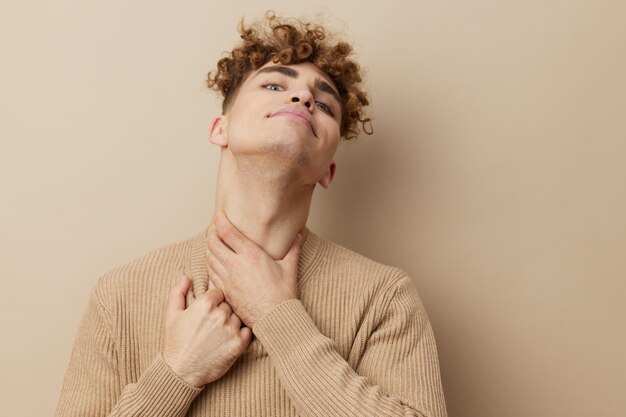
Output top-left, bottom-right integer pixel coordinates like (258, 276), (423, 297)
(186, 224), (323, 302)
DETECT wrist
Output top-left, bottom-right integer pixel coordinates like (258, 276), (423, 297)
(162, 352), (205, 388)
(254, 298), (298, 330)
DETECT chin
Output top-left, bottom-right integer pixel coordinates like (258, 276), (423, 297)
(229, 128), (314, 166)
(259, 127), (310, 152)
(262, 140), (311, 167)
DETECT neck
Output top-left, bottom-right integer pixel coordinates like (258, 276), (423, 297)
(209, 155), (314, 260)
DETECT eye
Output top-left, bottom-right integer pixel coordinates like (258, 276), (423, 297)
(262, 83), (283, 91)
(316, 101), (334, 116)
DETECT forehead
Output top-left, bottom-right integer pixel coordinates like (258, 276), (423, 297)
(246, 61), (338, 90)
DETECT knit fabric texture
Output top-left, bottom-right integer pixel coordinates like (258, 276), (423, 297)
(55, 225), (448, 417)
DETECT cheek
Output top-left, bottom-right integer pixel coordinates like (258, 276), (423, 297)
(318, 118), (341, 143)
(225, 106), (262, 140)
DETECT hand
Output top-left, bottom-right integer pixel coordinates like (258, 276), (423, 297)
(206, 211), (302, 329)
(162, 275), (252, 388)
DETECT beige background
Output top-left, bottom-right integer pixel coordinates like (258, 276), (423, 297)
(1, 1), (625, 416)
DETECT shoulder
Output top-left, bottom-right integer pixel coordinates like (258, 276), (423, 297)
(304, 236), (428, 343)
(315, 236), (411, 298)
(319, 237), (431, 319)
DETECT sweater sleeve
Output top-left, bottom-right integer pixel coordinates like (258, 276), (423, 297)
(252, 273), (448, 417)
(54, 286), (203, 417)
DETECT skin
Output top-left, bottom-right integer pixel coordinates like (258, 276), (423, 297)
(162, 61), (343, 387)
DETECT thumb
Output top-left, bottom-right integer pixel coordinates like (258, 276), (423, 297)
(166, 275), (190, 316)
(280, 233), (302, 268)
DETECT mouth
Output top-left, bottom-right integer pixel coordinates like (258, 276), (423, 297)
(271, 109), (317, 137)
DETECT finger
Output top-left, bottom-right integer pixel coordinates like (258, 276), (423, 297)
(207, 272), (221, 291)
(203, 225), (219, 255)
(207, 231), (234, 266)
(228, 310), (241, 326)
(207, 263), (225, 292)
(217, 301), (232, 317)
(214, 211), (255, 254)
(207, 248), (229, 279)
(203, 287), (225, 309)
(167, 275), (190, 316)
(239, 326), (253, 346)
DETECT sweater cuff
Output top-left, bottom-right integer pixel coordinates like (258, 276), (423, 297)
(126, 353), (203, 415)
(252, 299), (321, 358)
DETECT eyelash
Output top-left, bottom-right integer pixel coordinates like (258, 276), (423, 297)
(261, 83), (335, 117)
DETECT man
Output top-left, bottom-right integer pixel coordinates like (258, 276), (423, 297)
(55, 11), (448, 417)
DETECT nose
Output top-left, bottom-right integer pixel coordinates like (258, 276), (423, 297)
(290, 89), (314, 112)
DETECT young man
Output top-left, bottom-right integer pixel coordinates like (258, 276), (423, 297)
(55, 12), (448, 417)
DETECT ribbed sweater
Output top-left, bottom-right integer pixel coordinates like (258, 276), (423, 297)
(55, 225), (447, 417)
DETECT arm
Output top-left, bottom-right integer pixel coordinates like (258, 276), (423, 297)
(252, 273), (448, 417)
(54, 285), (203, 417)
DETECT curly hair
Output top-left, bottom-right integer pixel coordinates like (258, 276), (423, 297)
(206, 11), (373, 140)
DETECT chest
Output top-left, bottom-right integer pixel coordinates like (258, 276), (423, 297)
(185, 338), (298, 416)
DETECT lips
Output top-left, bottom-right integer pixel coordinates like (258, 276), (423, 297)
(270, 107), (316, 137)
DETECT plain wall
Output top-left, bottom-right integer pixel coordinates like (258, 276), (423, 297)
(1, 1), (625, 416)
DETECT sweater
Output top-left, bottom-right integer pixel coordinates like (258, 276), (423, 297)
(55, 225), (448, 417)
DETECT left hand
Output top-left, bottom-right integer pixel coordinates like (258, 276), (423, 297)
(205, 211), (303, 329)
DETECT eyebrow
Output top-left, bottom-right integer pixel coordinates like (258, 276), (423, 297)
(253, 65), (341, 108)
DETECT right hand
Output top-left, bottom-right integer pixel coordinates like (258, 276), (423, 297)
(162, 275), (253, 387)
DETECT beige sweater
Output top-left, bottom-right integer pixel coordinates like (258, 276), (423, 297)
(55, 225), (447, 417)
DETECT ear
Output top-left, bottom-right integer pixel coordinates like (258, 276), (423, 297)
(209, 115), (228, 147)
(318, 161), (336, 189)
